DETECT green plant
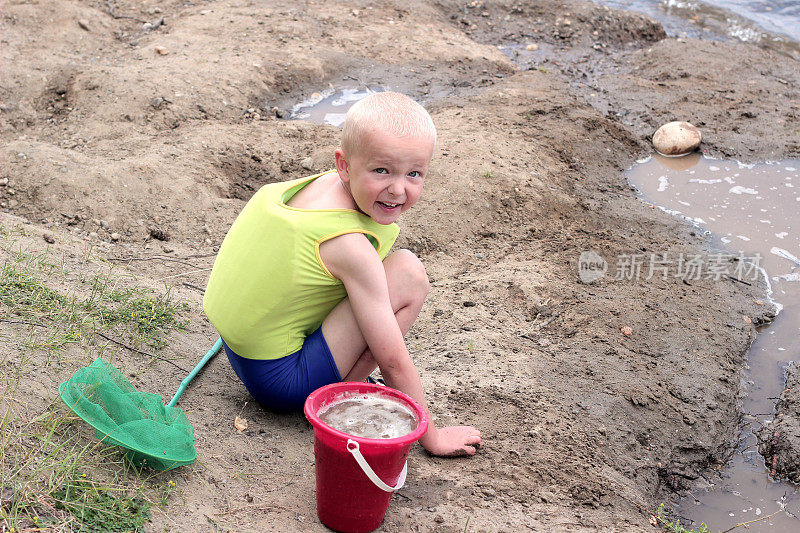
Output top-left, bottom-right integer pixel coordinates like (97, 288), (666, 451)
(483, 171), (493, 179)
(52, 476), (151, 531)
(96, 293), (189, 337)
(0, 244), (189, 351)
(158, 479), (177, 506)
(654, 503), (709, 533)
(0, 398), (154, 532)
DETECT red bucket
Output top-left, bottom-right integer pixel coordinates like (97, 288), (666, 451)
(304, 382), (429, 533)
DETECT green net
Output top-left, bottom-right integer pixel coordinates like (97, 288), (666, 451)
(58, 358), (196, 470)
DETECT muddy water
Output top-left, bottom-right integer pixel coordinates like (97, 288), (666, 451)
(289, 86), (385, 127)
(318, 395), (417, 439)
(627, 155), (800, 531)
(594, 0), (800, 57)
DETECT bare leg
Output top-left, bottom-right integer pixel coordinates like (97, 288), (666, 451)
(321, 249), (429, 382)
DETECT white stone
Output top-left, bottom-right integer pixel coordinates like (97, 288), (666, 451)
(652, 121), (702, 156)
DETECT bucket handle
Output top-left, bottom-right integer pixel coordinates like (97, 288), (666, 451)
(346, 439), (407, 493)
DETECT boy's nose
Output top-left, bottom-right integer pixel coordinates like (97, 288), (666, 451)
(388, 179), (405, 197)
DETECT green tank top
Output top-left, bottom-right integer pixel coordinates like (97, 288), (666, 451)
(203, 171), (400, 359)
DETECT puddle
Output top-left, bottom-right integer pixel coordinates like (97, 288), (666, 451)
(288, 86), (386, 127)
(593, 0), (800, 58)
(627, 154), (800, 531)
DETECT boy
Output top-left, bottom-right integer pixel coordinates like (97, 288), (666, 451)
(203, 92), (481, 457)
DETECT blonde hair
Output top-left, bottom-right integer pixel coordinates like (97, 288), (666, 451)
(341, 91), (437, 157)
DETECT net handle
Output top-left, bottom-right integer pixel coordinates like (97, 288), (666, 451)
(167, 337), (223, 407)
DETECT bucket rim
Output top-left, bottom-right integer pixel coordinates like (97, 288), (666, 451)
(304, 382), (429, 446)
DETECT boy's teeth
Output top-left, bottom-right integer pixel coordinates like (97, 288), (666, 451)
(381, 202), (398, 207)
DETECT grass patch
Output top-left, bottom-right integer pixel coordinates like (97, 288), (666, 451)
(97, 294), (188, 338)
(0, 401), (159, 532)
(52, 477), (151, 532)
(0, 227), (191, 532)
(0, 241), (189, 351)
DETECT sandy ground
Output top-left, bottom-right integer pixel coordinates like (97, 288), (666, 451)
(2, 0), (799, 531)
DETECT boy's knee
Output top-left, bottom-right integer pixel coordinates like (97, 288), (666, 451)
(395, 249), (430, 297)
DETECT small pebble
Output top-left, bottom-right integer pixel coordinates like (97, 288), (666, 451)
(300, 157), (314, 170)
(110, 232), (120, 241)
(621, 326), (633, 336)
(78, 19), (91, 31)
(43, 233), (55, 244)
(154, 46), (169, 55)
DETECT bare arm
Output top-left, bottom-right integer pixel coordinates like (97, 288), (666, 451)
(322, 234), (481, 456)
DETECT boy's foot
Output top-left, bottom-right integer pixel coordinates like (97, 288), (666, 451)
(365, 375), (386, 386)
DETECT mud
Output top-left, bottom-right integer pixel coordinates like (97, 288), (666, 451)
(2, 0), (799, 531)
(759, 366), (800, 483)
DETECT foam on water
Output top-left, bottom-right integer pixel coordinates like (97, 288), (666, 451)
(318, 394), (417, 439)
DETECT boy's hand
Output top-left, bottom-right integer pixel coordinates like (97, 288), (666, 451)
(421, 425), (482, 457)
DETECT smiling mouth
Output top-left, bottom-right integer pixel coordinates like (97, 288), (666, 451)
(378, 201), (402, 209)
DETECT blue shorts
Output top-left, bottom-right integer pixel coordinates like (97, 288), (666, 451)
(222, 327), (342, 412)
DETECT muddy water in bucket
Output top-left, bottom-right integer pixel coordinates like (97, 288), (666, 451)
(319, 395), (417, 439)
(627, 154), (800, 531)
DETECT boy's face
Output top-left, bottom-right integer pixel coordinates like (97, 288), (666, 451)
(335, 129), (434, 225)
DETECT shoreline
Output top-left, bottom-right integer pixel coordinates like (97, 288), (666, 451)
(1, 0), (798, 530)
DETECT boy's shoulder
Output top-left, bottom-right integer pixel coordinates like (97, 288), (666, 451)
(319, 231), (383, 281)
(286, 171), (356, 211)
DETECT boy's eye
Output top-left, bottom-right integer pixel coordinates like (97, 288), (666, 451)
(408, 171), (421, 178)
(374, 168), (389, 174)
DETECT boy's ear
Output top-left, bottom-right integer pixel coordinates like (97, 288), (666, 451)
(334, 149), (350, 182)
